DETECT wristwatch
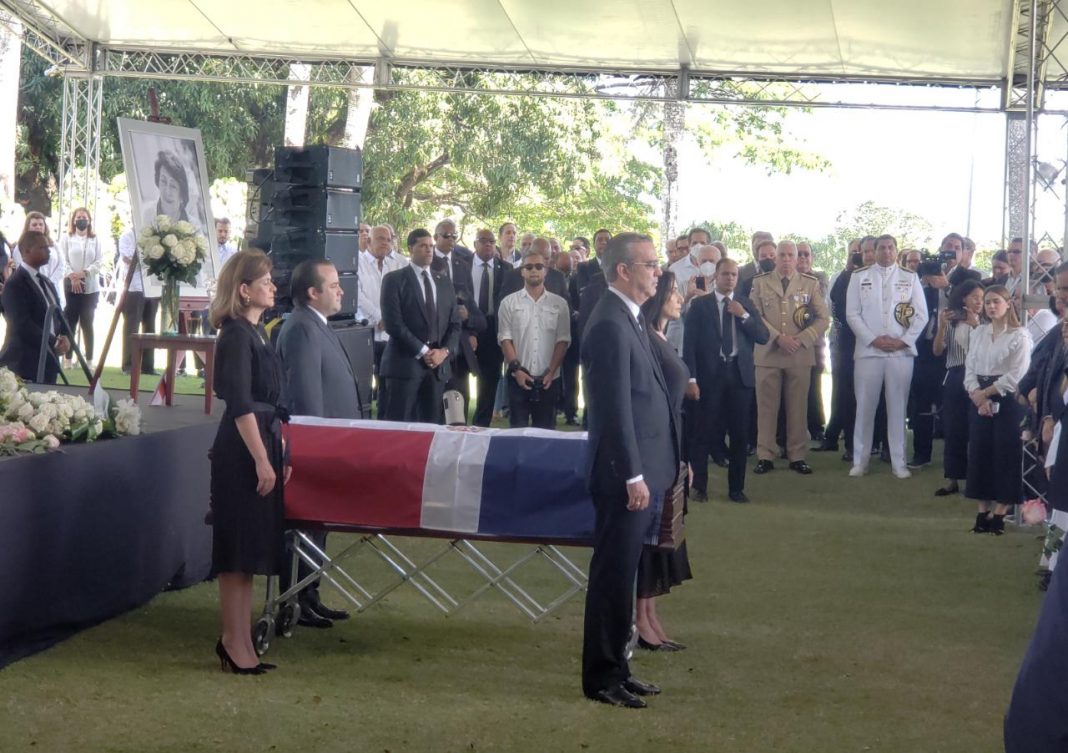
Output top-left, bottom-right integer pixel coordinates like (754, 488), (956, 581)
(507, 360), (521, 374)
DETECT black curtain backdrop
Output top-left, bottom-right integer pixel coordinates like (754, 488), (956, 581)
(0, 423), (214, 668)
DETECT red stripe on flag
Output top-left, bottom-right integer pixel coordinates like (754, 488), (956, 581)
(284, 423), (432, 528)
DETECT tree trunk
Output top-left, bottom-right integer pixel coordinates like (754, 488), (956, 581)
(0, 15), (21, 206)
(284, 63), (310, 148)
(341, 66), (375, 150)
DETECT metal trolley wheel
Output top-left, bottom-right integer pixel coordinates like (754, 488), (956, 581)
(252, 616), (274, 656)
(276, 601), (301, 639)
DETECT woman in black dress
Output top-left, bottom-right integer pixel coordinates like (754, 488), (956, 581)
(207, 249), (290, 674)
(635, 270), (692, 651)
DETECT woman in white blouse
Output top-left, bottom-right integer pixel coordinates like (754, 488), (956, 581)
(963, 285), (1032, 535)
(58, 207), (103, 368)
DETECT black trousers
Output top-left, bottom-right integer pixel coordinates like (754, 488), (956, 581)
(829, 350), (856, 451)
(807, 365), (825, 437)
(560, 346), (580, 422)
(508, 376), (560, 429)
(582, 489), (656, 696)
(965, 380), (1023, 505)
(63, 291), (98, 360)
(384, 372), (445, 424)
(121, 292), (158, 372)
(372, 341), (389, 419)
(692, 362), (752, 495)
(941, 365), (970, 480)
(473, 342), (503, 427)
(909, 358), (944, 461)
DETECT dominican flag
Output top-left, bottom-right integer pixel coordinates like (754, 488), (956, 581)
(284, 418), (594, 543)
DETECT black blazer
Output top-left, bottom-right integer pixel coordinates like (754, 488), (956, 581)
(829, 269), (855, 354)
(470, 256), (513, 345)
(380, 265), (461, 382)
(577, 272), (607, 341)
(431, 252), (486, 373)
(1021, 327), (1065, 424)
(581, 289), (677, 497)
(573, 257), (603, 294)
(682, 292), (769, 389)
(276, 306), (361, 419)
(0, 266), (61, 383)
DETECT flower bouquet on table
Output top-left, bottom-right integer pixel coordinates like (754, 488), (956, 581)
(137, 215), (209, 334)
(0, 366), (142, 456)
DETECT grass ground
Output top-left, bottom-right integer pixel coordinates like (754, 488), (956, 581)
(0, 443), (1042, 753)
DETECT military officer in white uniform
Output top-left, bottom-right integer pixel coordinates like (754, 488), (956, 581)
(846, 233), (929, 479)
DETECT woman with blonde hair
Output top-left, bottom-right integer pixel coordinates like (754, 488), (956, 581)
(58, 207), (102, 368)
(13, 211), (66, 308)
(208, 249), (289, 674)
(963, 285), (1031, 534)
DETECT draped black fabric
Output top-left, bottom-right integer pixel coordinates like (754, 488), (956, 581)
(0, 423), (214, 668)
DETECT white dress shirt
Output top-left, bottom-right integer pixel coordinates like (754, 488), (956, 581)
(496, 288), (571, 379)
(218, 241), (238, 269)
(963, 324), (1032, 395)
(357, 250), (407, 342)
(58, 234), (103, 295)
(117, 228), (147, 295)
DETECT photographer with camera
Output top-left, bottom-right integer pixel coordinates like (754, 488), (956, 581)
(497, 245), (572, 429)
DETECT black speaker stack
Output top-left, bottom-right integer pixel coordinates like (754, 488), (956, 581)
(245, 145), (363, 319)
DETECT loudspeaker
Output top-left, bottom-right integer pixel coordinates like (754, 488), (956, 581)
(272, 186), (361, 233)
(331, 322), (374, 419)
(268, 230), (360, 273)
(275, 145), (362, 189)
(338, 272), (359, 317)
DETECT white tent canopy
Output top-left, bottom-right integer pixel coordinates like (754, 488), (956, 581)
(23, 0), (1046, 85)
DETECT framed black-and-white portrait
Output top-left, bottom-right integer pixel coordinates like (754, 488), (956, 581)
(117, 118), (220, 296)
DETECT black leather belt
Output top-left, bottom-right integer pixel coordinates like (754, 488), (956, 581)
(720, 355), (736, 363)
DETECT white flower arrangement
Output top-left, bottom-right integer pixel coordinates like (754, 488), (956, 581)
(137, 215), (208, 285)
(0, 367), (143, 455)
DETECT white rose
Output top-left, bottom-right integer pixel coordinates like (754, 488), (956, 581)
(195, 236), (208, 252)
(155, 215), (172, 232)
(161, 234), (178, 248)
(28, 413), (49, 435)
(43, 434), (60, 449)
(140, 225), (156, 239)
(147, 244), (165, 260)
(17, 403), (34, 421)
(175, 221), (196, 236)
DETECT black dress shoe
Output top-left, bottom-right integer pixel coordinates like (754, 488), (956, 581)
(728, 491), (750, 504)
(841, 451), (853, 463)
(712, 457), (729, 468)
(690, 488), (708, 503)
(623, 677), (661, 696)
(788, 461), (813, 475)
(813, 442), (838, 452)
(588, 685), (646, 709)
(934, 483), (959, 497)
(297, 611), (333, 629)
(753, 459), (774, 474)
(308, 601), (350, 621)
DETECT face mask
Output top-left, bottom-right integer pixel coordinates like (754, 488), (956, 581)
(74, 218), (89, 231)
(850, 252), (863, 267)
(758, 258), (776, 273)
(992, 275), (1009, 286)
(698, 261), (716, 278)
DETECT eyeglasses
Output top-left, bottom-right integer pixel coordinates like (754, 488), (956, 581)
(628, 260), (661, 270)
(522, 263), (545, 271)
(438, 233), (459, 240)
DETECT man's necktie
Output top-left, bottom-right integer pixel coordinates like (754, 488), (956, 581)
(38, 273), (58, 308)
(721, 297), (734, 358)
(479, 261), (491, 315)
(422, 270), (437, 343)
(781, 277), (789, 294)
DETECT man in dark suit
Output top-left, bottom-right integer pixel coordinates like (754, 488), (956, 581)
(571, 228), (612, 301)
(277, 259), (361, 629)
(430, 219), (486, 416)
(684, 258), (770, 503)
(581, 232), (676, 709)
(380, 229), (461, 423)
(556, 248), (581, 424)
(0, 230), (70, 383)
(470, 228), (513, 427)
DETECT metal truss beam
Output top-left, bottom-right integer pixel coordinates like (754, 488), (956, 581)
(0, 0), (88, 68)
(57, 72), (102, 225)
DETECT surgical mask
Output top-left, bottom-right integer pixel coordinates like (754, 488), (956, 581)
(74, 218), (88, 231)
(758, 258), (776, 273)
(992, 274), (1009, 286)
(689, 242), (705, 258)
(698, 261), (716, 278)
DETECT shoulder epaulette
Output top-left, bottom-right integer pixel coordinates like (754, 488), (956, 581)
(854, 264), (871, 272)
(753, 271), (771, 278)
(897, 265), (917, 275)
(800, 272), (819, 280)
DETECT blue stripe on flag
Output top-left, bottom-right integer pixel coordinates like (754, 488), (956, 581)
(477, 435), (594, 540)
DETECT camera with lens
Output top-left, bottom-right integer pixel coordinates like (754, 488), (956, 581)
(527, 376), (546, 402)
(916, 249), (956, 277)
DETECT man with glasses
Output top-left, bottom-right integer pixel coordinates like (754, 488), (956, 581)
(750, 240), (829, 475)
(581, 232), (675, 709)
(470, 228), (513, 427)
(497, 246), (571, 429)
(431, 219), (486, 416)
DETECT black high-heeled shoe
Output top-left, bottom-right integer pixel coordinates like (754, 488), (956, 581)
(215, 639), (266, 675)
(661, 639), (687, 650)
(257, 662), (278, 671)
(934, 483), (959, 497)
(638, 637), (681, 652)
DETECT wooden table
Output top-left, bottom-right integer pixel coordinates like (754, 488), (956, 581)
(129, 333), (216, 414)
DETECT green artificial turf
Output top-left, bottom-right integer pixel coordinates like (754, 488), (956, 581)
(0, 446), (1041, 753)
(61, 365), (208, 396)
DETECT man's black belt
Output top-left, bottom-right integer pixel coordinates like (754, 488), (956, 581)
(720, 355), (736, 363)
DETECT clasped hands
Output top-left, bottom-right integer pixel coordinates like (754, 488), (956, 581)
(513, 368), (553, 390)
(775, 334), (802, 354)
(871, 335), (908, 353)
(66, 271), (86, 294)
(422, 348), (449, 368)
(969, 387), (995, 416)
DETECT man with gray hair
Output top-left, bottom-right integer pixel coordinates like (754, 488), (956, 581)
(358, 224), (409, 417)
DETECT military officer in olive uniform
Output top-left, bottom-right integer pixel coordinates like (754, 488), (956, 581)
(750, 240), (830, 474)
(845, 233), (928, 479)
